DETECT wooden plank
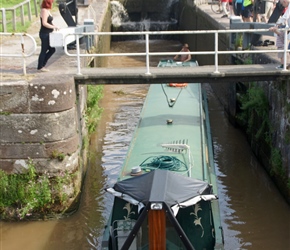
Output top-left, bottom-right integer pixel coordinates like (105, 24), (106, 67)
(148, 209), (166, 250)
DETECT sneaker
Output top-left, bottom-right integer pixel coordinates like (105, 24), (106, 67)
(38, 67), (50, 72)
(276, 65), (283, 69)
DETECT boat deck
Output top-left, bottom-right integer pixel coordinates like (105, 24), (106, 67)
(119, 61), (208, 182)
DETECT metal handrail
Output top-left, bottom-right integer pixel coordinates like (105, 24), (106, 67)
(63, 28), (290, 75)
(0, 32), (37, 75)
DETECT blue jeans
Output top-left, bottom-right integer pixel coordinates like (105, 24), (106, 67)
(37, 32), (56, 70)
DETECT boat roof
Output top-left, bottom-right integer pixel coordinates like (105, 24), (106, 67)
(119, 60), (207, 181)
(109, 169), (216, 209)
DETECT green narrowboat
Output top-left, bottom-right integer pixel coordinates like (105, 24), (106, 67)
(102, 60), (224, 250)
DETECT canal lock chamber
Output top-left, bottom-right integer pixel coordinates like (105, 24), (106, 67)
(110, 0), (180, 41)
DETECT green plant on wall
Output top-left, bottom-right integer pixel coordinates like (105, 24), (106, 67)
(270, 148), (285, 177)
(237, 85), (270, 141)
(86, 85), (104, 134)
(235, 33), (243, 49)
(237, 84), (289, 196)
(0, 159), (75, 220)
(50, 150), (66, 161)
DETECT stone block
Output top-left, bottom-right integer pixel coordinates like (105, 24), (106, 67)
(0, 134), (79, 159)
(0, 108), (77, 143)
(29, 77), (76, 113)
(0, 81), (29, 113)
(35, 151), (79, 175)
(0, 151), (79, 175)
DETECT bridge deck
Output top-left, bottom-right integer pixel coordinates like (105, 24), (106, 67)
(74, 64), (290, 85)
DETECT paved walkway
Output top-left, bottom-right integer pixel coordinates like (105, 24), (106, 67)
(0, 8), (68, 76)
(0, 4), (94, 78)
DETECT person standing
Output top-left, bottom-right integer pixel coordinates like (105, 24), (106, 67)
(228, 0), (234, 16)
(253, 0), (262, 22)
(37, 0), (59, 72)
(269, 25), (289, 69)
(221, 0), (230, 18)
(260, 0), (275, 22)
(276, 0), (290, 24)
(242, 0), (254, 21)
(235, 0), (244, 16)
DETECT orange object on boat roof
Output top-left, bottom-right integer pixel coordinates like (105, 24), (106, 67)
(168, 83), (188, 87)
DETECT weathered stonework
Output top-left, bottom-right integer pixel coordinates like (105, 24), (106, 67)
(0, 0), (112, 217)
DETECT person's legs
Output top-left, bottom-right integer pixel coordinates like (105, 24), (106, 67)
(253, 0), (261, 22)
(277, 49), (284, 69)
(236, 3), (242, 16)
(221, 2), (229, 17)
(242, 5), (253, 22)
(261, 2), (274, 22)
(43, 46), (56, 67)
(229, 3), (234, 16)
(37, 33), (50, 70)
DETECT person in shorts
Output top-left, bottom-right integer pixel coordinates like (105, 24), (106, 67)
(260, 0), (275, 22)
(221, 0), (230, 18)
(242, 0), (254, 21)
(235, 0), (244, 16)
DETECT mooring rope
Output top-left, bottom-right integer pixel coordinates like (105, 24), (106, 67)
(161, 84), (185, 108)
(139, 155), (187, 172)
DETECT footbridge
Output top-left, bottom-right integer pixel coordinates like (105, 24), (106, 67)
(59, 29), (290, 85)
(2, 28), (290, 84)
(74, 64), (289, 85)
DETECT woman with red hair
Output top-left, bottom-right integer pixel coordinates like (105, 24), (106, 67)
(37, 0), (59, 72)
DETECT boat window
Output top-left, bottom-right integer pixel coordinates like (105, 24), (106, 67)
(114, 211), (186, 250)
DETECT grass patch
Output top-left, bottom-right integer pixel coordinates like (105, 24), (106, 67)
(86, 85), (104, 135)
(0, 159), (75, 220)
(1, 0), (39, 32)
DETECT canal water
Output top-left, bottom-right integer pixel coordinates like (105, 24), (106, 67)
(0, 40), (289, 250)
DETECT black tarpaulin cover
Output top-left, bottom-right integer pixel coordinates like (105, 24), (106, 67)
(107, 170), (217, 214)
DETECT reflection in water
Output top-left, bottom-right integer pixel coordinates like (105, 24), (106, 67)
(205, 85), (290, 250)
(0, 41), (289, 250)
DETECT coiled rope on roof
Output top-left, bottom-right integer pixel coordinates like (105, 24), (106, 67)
(139, 156), (187, 172)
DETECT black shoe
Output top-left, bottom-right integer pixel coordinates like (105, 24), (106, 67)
(221, 14), (228, 18)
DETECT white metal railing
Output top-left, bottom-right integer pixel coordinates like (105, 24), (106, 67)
(1, 28), (290, 76)
(0, 32), (37, 75)
(63, 28), (290, 75)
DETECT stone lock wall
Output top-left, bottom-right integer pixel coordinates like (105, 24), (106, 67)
(0, 0), (112, 214)
(0, 77), (79, 174)
(178, 0), (230, 65)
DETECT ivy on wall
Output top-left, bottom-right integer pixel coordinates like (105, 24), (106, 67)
(236, 84), (289, 199)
